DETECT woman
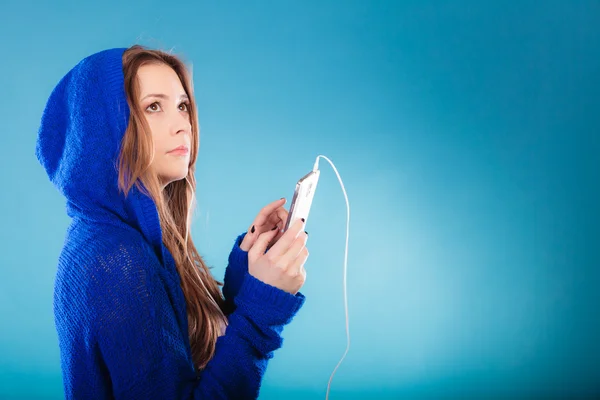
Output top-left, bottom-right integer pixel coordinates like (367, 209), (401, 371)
(35, 45), (309, 399)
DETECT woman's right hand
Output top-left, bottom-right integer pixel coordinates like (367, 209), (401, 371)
(247, 218), (308, 295)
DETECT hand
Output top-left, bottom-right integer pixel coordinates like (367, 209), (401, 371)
(239, 198), (289, 252)
(247, 218), (309, 295)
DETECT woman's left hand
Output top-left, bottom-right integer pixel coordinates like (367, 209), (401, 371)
(239, 198), (289, 252)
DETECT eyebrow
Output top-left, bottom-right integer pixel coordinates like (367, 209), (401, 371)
(141, 93), (189, 101)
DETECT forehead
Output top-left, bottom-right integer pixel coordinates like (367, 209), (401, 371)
(136, 63), (185, 95)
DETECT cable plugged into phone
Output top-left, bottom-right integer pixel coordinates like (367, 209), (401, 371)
(283, 154), (350, 398)
(310, 155), (351, 400)
(312, 157), (320, 173)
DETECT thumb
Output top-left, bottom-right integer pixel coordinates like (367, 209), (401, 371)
(249, 226), (279, 259)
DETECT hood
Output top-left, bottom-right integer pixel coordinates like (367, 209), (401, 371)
(35, 47), (164, 258)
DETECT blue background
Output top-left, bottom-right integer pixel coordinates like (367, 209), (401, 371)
(1, 1), (599, 398)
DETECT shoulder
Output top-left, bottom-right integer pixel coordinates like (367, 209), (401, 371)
(63, 219), (156, 265)
(54, 220), (163, 329)
(57, 219), (161, 296)
(59, 220), (167, 320)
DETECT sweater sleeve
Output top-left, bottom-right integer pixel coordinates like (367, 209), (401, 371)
(222, 232), (249, 315)
(92, 242), (304, 400)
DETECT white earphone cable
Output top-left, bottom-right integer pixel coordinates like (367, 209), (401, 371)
(313, 155), (350, 400)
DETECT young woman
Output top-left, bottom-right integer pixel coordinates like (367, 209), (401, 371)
(35, 45), (309, 399)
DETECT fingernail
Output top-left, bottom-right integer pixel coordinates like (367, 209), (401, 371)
(251, 225), (255, 233)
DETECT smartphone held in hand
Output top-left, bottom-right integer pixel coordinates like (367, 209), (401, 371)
(283, 169), (320, 232)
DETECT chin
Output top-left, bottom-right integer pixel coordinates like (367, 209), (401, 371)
(162, 169), (189, 186)
(172, 170), (189, 182)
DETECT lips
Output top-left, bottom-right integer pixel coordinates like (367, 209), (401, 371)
(167, 145), (190, 154)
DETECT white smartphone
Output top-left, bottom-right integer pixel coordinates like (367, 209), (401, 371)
(283, 169), (320, 232)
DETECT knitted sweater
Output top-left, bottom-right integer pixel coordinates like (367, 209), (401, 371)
(35, 47), (305, 399)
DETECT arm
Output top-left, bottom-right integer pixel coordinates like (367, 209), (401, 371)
(92, 241), (304, 400)
(222, 232), (249, 315)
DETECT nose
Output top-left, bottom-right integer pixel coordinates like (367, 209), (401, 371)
(171, 110), (192, 136)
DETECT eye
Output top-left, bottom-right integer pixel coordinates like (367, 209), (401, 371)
(179, 102), (190, 112)
(146, 102), (162, 113)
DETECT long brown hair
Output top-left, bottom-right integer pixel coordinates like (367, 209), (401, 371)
(118, 44), (227, 372)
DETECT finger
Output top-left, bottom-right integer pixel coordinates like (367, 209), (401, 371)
(289, 247), (309, 277)
(266, 224), (285, 252)
(257, 206), (287, 234)
(270, 207), (288, 238)
(248, 226), (280, 261)
(246, 207), (284, 249)
(271, 227), (285, 246)
(267, 218), (305, 258)
(270, 208), (293, 248)
(266, 212), (283, 229)
(253, 213), (283, 249)
(244, 203), (287, 248)
(278, 231), (307, 269)
(275, 207), (289, 226)
(251, 198), (286, 229)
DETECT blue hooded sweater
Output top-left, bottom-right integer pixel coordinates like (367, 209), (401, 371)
(35, 47), (305, 399)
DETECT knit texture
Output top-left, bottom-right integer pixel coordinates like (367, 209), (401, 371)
(35, 47), (305, 400)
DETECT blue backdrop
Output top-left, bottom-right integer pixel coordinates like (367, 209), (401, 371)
(1, 1), (598, 398)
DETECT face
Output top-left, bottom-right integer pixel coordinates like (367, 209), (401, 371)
(136, 63), (192, 188)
